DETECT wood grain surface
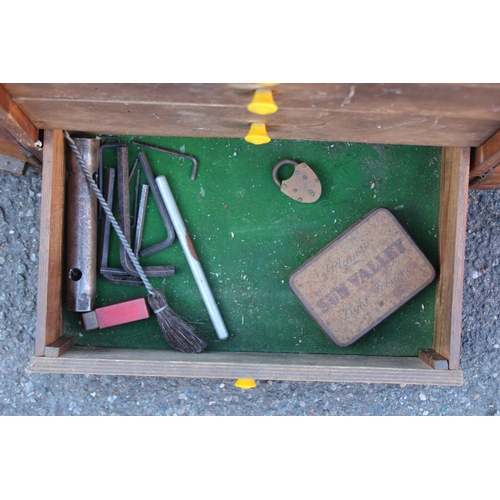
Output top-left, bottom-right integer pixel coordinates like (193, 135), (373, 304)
(470, 128), (500, 188)
(0, 84), (42, 165)
(3, 83), (500, 147)
(30, 347), (464, 386)
(433, 147), (470, 369)
(35, 130), (65, 355)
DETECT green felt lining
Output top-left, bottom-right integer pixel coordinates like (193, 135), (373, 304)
(63, 136), (441, 356)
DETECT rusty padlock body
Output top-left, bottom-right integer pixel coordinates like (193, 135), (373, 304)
(272, 159), (322, 203)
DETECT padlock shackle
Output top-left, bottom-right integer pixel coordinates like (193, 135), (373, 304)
(272, 159), (299, 187)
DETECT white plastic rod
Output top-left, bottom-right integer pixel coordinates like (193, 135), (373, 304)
(155, 175), (229, 340)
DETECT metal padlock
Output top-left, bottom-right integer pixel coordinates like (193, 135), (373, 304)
(272, 159), (322, 203)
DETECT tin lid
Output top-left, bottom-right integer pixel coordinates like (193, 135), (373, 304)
(289, 208), (436, 347)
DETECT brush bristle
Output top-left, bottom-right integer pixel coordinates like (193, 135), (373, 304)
(148, 289), (207, 353)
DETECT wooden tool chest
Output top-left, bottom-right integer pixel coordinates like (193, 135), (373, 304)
(2, 83), (500, 386)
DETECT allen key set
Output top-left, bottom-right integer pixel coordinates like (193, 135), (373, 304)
(64, 133), (229, 352)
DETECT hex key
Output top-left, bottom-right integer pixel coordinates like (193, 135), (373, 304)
(116, 145), (174, 278)
(99, 167), (143, 286)
(133, 140), (198, 180)
(129, 158), (141, 230)
(99, 140), (126, 219)
(136, 151), (176, 258)
(133, 184), (149, 257)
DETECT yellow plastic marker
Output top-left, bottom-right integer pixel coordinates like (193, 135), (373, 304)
(247, 88), (278, 115)
(244, 122), (271, 145)
(234, 378), (257, 390)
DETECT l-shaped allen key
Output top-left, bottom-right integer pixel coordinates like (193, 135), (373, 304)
(132, 140), (199, 181)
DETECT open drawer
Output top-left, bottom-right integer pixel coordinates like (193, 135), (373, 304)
(4, 82), (493, 386)
(31, 129), (468, 386)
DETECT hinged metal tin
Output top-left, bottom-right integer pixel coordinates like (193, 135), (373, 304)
(289, 208), (436, 347)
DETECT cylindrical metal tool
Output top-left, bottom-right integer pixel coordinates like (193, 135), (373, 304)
(156, 175), (229, 341)
(66, 137), (100, 312)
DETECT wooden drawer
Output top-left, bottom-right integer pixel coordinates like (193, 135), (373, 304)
(31, 133), (467, 386)
(2, 83), (495, 385)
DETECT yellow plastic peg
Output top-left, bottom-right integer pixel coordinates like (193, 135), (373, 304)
(244, 122), (271, 145)
(234, 378), (257, 390)
(247, 88), (278, 115)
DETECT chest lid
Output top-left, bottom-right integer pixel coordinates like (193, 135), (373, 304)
(289, 208), (436, 347)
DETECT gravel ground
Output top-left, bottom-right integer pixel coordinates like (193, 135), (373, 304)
(1, 163), (499, 417)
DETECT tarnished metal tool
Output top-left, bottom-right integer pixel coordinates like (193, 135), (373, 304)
(129, 158), (140, 229)
(66, 137), (100, 311)
(136, 151), (176, 257)
(98, 167), (117, 274)
(101, 141), (140, 229)
(99, 167), (143, 286)
(99, 139), (126, 219)
(116, 146), (174, 278)
(133, 140), (199, 180)
(134, 184), (149, 257)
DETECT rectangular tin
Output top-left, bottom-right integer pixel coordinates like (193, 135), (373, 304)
(289, 208), (436, 347)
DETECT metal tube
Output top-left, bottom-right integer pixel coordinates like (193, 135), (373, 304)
(155, 175), (229, 341)
(66, 137), (100, 311)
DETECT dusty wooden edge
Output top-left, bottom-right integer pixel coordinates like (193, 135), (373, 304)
(433, 147), (470, 369)
(418, 349), (449, 370)
(0, 84), (42, 165)
(29, 348), (464, 386)
(44, 336), (75, 358)
(469, 128), (500, 182)
(469, 169), (500, 189)
(470, 174), (500, 190)
(35, 130), (65, 355)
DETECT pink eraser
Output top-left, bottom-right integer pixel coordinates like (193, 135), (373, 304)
(94, 297), (149, 329)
